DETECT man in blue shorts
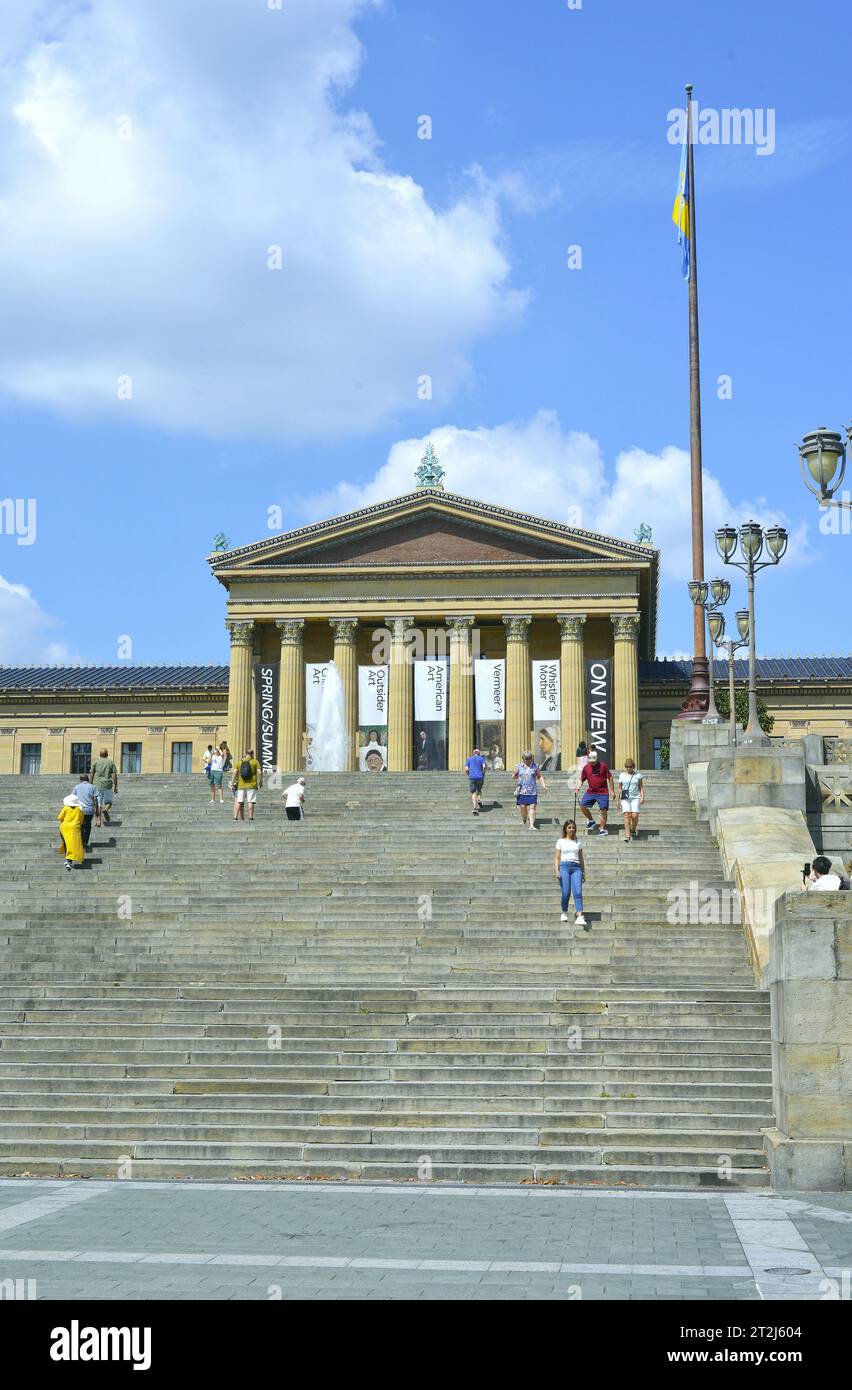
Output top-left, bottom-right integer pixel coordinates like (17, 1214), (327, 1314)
(465, 746), (487, 815)
(579, 749), (615, 835)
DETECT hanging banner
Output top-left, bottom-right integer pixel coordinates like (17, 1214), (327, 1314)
(358, 665), (389, 772)
(305, 662), (331, 770)
(531, 659), (562, 771)
(254, 662), (279, 774)
(474, 658), (506, 769)
(586, 658), (613, 766)
(413, 659), (448, 769)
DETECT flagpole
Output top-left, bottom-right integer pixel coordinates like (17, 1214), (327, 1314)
(677, 81), (710, 719)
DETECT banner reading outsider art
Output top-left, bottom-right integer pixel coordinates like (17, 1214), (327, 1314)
(358, 665), (389, 772)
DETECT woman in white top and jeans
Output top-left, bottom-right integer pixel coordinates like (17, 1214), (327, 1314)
(617, 760), (644, 843)
(554, 819), (587, 928)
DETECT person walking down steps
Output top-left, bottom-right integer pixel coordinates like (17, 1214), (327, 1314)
(58, 792), (86, 871)
(513, 750), (547, 830)
(617, 759), (645, 843)
(554, 818), (587, 928)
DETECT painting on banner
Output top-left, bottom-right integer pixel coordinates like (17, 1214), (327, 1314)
(531, 659), (561, 770)
(474, 658), (506, 770)
(413, 660), (448, 770)
(358, 665), (389, 772)
(304, 662), (331, 770)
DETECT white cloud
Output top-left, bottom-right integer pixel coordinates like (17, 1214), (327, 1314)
(0, 574), (79, 664)
(300, 410), (812, 582)
(0, 0), (524, 440)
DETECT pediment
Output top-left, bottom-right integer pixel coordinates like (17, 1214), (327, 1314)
(211, 490), (655, 574)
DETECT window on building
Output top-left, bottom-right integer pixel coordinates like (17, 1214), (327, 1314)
(171, 742), (193, 774)
(20, 743), (41, 775)
(121, 742), (142, 774)
(653, 737), (670, 771)
(70, 742), (92, 775)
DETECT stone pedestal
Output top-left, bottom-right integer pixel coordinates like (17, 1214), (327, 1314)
(669, 719), (735, 772)
(764, 891), (852, 1190)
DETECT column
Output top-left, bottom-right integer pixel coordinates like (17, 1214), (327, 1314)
(612, 614), (641, 769)
(446, 615), (475, 770)
(226, 619), (255, 759)
(502, 615), (532, 768)
(276, 618), (305, 772)
(385, 616), (415, 771)
(558, 613), (587, 764)
(330, 617), (359, 771)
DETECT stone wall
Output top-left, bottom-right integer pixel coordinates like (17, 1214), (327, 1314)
(764, 890), (852, 1190)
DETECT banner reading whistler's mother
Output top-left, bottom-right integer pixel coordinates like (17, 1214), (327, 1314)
(254, 662), (279, 775)
(413, 659), (448, 770)
(585, 658), (612, 765)
(531, 659), (561, 771)
(474, 659), (505, 770)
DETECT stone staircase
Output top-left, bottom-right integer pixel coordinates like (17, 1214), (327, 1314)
(0, 771), (772, 1186)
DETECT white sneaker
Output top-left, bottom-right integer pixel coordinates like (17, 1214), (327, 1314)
(575, 914), (587, 927)
(560, 912), (569, 922)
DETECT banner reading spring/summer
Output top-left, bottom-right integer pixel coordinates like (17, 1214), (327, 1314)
(254, 662), (279, 775)
(474, 658), (506, 770)
(585, 658), (612, 766)
(305, 662), (331, 770)
(413, 659), (448, 770)
(358, 665), (389, 772)
(531, 659), (561, 771)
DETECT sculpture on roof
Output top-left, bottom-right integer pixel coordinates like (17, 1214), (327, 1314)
(415, 442), (445, 492)
(634, 522), (653, 545)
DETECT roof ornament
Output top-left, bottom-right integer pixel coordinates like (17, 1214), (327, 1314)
(212, 532), (230, 552)
(415, 441), (445, 492)
(634, 522), (653, 545)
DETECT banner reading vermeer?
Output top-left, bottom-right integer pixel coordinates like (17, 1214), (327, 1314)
(586, 658), (612, 765)
(531, 659), (561, 770)
(474, 659), (505, 770)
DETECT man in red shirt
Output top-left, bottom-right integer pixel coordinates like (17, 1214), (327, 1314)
(579, 749), (615, 835)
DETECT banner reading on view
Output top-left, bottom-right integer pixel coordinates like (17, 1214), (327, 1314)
(531, 659), (561, 770)
(305, 662), (331, 770)
(254, 662), (279, 774)
(358, 665), (389, 772)
(585, 658), (612, 766)
(413, 659), (448, 770)
(474, 658), (506, 770)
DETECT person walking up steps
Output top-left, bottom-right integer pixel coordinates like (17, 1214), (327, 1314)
(283, 776), (306, 821)
(71, 773), (98, 850)
(90, 747), (118, 827)
(232, 749), (262, 822)
(554, 818), (587, 928)
(579, 749), (614, 835)
(513, 750), (547, 829)
(208, 747), (225, 803)
(58, 793), (86, 871)
(617, 759), (645, 842)
(465, 746), (487, 814)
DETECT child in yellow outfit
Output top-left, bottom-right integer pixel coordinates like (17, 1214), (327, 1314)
(58, 794), (85, 871)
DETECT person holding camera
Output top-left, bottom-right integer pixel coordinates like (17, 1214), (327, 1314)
(803, 856), (843, 891)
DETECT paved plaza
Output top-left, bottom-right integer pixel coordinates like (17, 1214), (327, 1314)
(0, 1179), (850, 1301)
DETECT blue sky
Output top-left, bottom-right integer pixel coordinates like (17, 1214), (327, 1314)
(0, 0), (849, 666)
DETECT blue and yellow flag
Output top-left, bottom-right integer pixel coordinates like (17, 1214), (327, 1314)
(672, 135), (690, 280)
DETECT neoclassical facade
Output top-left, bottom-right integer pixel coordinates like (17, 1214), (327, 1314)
(213, 488), (658, 771)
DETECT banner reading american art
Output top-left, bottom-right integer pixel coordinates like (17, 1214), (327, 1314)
(474, 658), (506, 770)
(357, 665), (389, 772)
(413, 659), (448, 770)
(531, 659), (561, 771)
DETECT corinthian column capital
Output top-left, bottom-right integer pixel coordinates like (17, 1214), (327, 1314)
(502, 614), (532, 643)
(226, 619), (255, 648)
(384, 616), (416, 641)
(329, 617), (359, 645)
(557, 613), (587, 642)
(275, 618), (305, 646)
(611, 614), (641, 644)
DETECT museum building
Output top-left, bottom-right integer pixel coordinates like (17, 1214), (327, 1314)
(1, 487), (850, 776)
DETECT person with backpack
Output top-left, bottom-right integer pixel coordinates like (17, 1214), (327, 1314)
(617, 759), (645, 843)
(232, 748), (262, 822)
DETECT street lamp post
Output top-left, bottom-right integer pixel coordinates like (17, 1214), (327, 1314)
(798, 426), (852, 510)
(708, 607), (750, 745)
(715, 521), (788, 742)
(687, 577), (731, 726)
